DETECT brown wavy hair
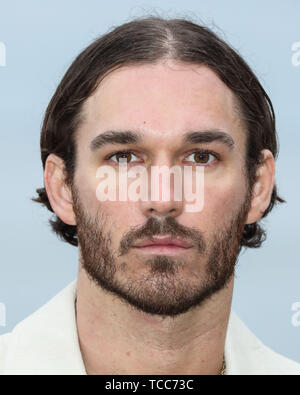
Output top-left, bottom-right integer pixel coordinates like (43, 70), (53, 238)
(33, 16), (285, 247)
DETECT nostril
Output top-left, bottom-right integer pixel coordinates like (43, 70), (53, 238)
(148, 207), (177, 217)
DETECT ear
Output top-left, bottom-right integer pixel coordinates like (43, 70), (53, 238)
(44, 154), (76, 226)
(245, 149), (275, 225)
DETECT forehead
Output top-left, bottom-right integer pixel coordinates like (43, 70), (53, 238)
(78, 61), (245, 148)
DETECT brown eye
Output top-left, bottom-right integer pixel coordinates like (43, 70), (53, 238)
(115, 152), (132, 162)
(109, 151), (139, 163)
(185, 151), (217, 165)
(194, 152), (210, 163)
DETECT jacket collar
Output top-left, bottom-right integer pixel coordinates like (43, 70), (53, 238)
(3, 280), (299, 375)
(4, 281), (86, 375)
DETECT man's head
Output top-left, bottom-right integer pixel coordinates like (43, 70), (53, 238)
(34, 16), (283, 316)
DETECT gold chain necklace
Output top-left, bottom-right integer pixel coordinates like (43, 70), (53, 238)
(220, 357), (226, 375)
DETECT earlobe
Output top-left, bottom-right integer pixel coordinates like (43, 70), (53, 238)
(44, 154), (76, 226)
(245, 149), (275, 225)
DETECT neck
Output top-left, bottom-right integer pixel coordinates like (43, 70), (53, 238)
(76, 267), (233, 375)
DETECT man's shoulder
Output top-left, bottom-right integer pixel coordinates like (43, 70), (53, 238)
(0, 333), (11, 373)
(226, 312), (300, 375)
(0, 281), (85, 375)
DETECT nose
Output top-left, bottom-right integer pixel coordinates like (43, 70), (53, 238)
(139, 165), (185, 219)
(141, 200), (183, 218)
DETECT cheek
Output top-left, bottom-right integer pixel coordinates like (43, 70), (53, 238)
(75, 171), (100, 214)
(75, 170), (142, 234)
(202, 177), (246, 224)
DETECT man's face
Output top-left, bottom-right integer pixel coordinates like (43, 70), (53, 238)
(72, 61), (251, 316)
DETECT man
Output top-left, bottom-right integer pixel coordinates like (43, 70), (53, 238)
(0, 16), (299, 375)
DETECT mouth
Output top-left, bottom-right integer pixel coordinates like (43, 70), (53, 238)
(132, 236), (192, 256)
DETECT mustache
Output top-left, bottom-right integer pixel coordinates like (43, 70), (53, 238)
(118, 216), (206, 256)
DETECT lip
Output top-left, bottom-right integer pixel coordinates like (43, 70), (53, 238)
(133, 236), (192, 249)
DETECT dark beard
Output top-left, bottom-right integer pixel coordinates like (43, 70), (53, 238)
(73, 187), (251, 317)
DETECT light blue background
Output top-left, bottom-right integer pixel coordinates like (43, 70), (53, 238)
(0, 0), (299, 363)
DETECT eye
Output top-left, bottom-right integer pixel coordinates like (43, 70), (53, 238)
(184, 150), (219, 166)
(107, 150), (140, 164)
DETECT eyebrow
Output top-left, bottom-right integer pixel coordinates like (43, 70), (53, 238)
(183, 130), (235, 149)
(90, 129), (235, 151)
(90, 130), (141, 151)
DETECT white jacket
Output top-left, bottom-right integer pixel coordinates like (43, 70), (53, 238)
(0, 281), (299, 375)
